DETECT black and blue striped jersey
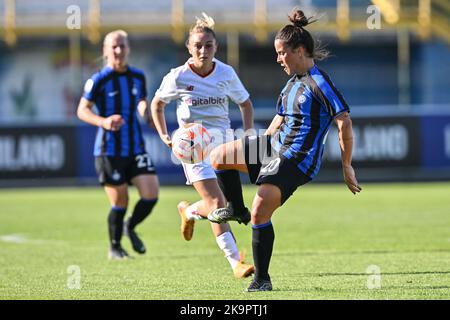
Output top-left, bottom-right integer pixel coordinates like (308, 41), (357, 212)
(83, 66), (147, 157)
(274, 64), (350, 179)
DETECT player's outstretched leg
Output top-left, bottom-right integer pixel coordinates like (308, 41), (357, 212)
(215, 170), (250, 225)
(207, 207), (236, 224)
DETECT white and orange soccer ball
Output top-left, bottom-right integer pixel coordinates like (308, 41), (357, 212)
(171, 123), (214, 164)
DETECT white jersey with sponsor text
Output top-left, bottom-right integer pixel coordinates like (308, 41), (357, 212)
(155, 58), (249, 136)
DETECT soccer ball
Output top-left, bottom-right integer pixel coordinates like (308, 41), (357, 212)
(172, 123), (213, 164)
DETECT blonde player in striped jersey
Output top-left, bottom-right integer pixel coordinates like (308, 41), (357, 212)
(150, 13), (255, 278)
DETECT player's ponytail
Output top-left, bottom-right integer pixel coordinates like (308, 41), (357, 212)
(276, 8), (328, 61)
(288, 9), (315, 28)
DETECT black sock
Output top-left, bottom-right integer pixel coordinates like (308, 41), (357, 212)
(127, 198), (158, 230)
(108, 207), (126, 249)
(252, 221), (275, 281)
(216, 170), (247, 215)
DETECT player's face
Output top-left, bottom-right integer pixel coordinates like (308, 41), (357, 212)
(188, 32), (217, 67)
(274, 39), (302, 76)
(103, 35), (130, 71)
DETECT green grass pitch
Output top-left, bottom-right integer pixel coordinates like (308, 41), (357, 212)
(0, 182), (449, 300)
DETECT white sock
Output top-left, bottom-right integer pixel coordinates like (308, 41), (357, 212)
(185, 204), (205, 221)
(216, 231), (240, 269)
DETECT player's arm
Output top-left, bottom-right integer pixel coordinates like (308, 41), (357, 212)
(334, 112), (361, 195)
(137, 99), (155, 129)
(238, 98), (254, 133)
(76, 97), (123, 131)
(264, 114), (284, 136)
(150, 96), (172, 147)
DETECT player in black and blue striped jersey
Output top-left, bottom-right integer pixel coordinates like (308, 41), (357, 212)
(210, 8), (362, 291)
(77, 30), (159, 260)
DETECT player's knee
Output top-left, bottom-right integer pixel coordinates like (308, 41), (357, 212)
(250, 208), (268, 225)
(251, 202), (262, 217)
(114, 194), (129, 208)
(251, 200), (274, 225)
(135, 175), (160, 198)
(140, 188), (159, 200)
(114, 200), (128, 208)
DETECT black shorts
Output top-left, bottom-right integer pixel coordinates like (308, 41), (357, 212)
(243, 135), (311, 205)
(95, 153), (156, 186)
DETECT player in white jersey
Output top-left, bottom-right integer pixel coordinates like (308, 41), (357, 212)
(155, 57), (248, 137)
(150, 13), (255, 278)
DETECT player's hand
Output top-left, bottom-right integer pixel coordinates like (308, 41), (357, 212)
(343, 165), (362, 195)
(102, 115), (124, 131)
(160, 134), (172, 148)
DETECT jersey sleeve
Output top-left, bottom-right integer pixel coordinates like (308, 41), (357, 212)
(312, 74), (350, 117)
(155, 71), (179, 104)
(227, 68), (250, 104)
(320, 83), (350, 117)
(82, 75), (100, 102)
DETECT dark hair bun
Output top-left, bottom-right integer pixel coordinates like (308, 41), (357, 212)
(288, 8), (309, 28)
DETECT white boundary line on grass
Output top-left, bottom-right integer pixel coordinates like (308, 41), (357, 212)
(0, 233), (63, 245)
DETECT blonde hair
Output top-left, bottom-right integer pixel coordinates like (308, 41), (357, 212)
(187, 12), (217, 44)
(193, 12), (215, 30)
(103, 29), (129, 47)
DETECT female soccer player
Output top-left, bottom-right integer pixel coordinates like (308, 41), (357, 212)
(77, 30), (159, 260)
(210, 8), (362, 291)
(150, 13), (255, 278)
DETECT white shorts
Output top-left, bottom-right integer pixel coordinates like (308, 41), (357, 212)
(181, 161), (217, 185)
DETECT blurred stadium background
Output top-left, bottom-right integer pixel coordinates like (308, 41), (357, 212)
(0, 0), (449, 187)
